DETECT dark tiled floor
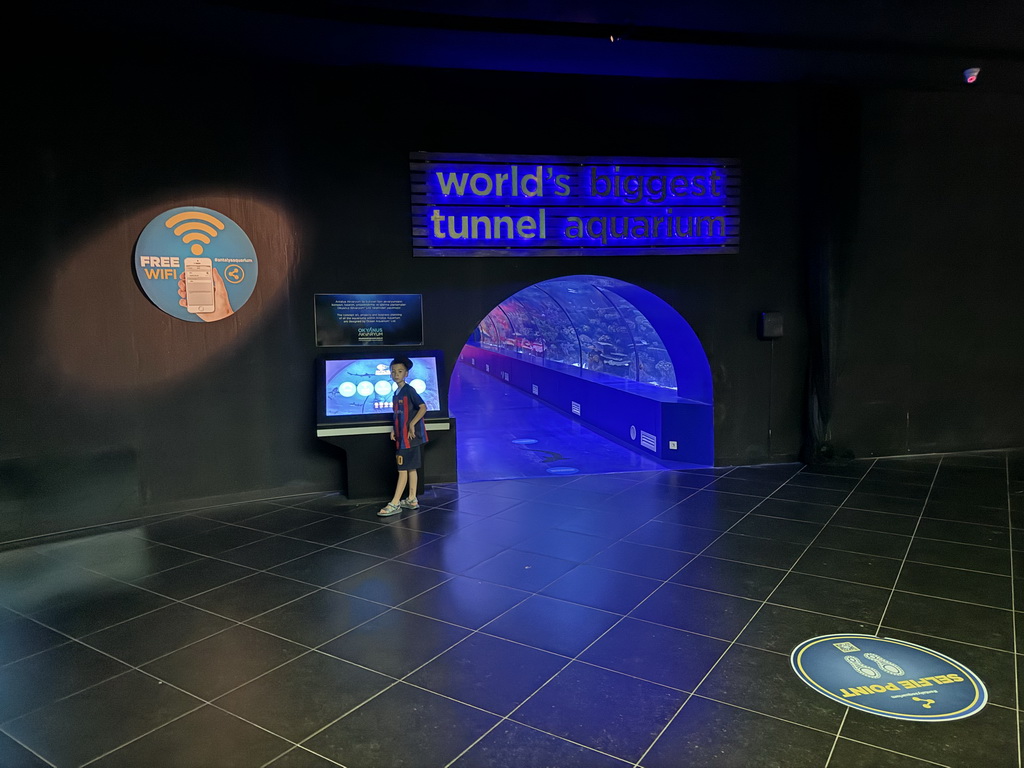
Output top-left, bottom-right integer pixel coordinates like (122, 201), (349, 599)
(0, 451), (1022, 766)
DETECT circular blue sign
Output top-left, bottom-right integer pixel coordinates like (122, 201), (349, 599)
(134, 206), (258, 322)
(791, 634), (987, 721)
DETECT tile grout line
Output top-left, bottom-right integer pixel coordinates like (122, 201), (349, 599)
(63, 586), (405, 768)
(0, 546), (450, 757)
(0, 491), (340, 554)
(0, 477), (731, 736)
(2, 603), (332, 764)
(181, 481), (651, 765)
(13, 507), (436, 655)
(823, 707), (851, 768)
(440, 470), (735, 768)
(625, 462), (829, 768)
(2, 458), (1013, 767)
(443, 465), (854, 767)
(267, 477), (673, 768)
(1007, 453), (1021, 768)
(827, 456), (935, 760)
(872, 457), (943, 637)
(631, 459), (882, 768)
(0, 727), (58, 768)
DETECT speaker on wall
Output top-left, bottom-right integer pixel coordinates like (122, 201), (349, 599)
(758, 311), (783, 340)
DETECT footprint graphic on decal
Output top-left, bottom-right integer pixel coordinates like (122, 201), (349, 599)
(863, 652), (905, 676)
(844, 655), (882, 679)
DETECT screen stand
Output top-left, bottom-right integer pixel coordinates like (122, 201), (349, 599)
(316, 418), (457, 501)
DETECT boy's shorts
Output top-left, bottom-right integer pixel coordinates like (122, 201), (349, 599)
(396, 445), (422, 470)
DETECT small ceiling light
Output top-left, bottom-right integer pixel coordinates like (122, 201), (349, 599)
(964, 67), (980, 84)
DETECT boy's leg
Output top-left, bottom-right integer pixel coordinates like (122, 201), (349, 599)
(399, 447), (422, 508)
(380, 469), (408, 516)
(390, 470), (408, 505)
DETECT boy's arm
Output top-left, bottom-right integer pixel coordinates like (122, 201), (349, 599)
(408, 404), (427, 436)
(410, 403), (427, 425)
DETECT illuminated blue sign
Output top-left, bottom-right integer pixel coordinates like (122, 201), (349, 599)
(411, 153), (739, 257)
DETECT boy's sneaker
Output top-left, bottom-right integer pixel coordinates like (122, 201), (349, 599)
(399, 498), (419, 509)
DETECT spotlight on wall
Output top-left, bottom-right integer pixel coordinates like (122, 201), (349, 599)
(964, 67), (981, 84)
(609, 34), (622, 43)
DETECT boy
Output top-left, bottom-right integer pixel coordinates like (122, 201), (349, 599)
(378, 356), (428, 516)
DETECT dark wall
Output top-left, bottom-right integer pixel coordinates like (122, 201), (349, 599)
(2, 47), (329, 542)
(833, 89), (1024, 457)
(306, 67), (808, 470)
(5, 29), (1019, 542)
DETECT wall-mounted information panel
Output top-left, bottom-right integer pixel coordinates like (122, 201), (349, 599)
(314, 294), (423, 347)
(411, 152), (739, 257)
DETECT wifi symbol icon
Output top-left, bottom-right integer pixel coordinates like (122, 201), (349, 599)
(164, 210), (226, 256)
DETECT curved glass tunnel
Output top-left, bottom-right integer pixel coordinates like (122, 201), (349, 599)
(451, 276), (714, 481)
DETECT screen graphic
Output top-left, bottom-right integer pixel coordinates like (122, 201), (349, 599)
(324, 356), (441, 417)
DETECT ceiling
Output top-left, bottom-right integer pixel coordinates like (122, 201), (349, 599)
(32, 0), (1024, 91)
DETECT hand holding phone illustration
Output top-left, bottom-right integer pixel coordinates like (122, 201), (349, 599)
(178, 264), (235, 322)
(183, 257), (214, 314)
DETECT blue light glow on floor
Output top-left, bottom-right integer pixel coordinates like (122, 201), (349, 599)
(449, 361), (706, 482)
